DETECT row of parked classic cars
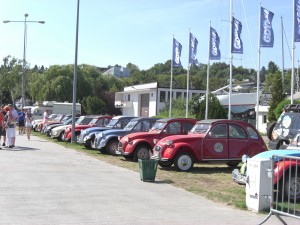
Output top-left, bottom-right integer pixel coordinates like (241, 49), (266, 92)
(32, 113), (269, 171)
(32, 112), (300, 201)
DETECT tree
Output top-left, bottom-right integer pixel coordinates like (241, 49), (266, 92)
(192, 94), (227, 120)
(268, 72), (285, 122)
(82, 96), (106, 115)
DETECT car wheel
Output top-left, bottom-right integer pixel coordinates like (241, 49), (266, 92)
(158, 161), (173, 168)
(174, 153), (194, 171)
(107, 140), (118, 155)
(134, 145), (150, 161)
(284, 173), (300, 202)
(91, 139), (97, 149)
(58, 131), (64, 142)
(75, 133), (80, 143)
(267, 121), (276, 141)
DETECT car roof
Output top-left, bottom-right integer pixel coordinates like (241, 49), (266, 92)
(156, 118), (197, 123)
(129, 117), (159, 122)
(197, 119), (251, 126)
(111, 115), (138, 119)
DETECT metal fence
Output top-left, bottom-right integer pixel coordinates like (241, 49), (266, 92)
(259, 154), (300, 225)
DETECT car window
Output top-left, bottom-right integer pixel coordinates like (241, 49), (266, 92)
(165, 122), (181, 134)
(246, 126), (258, 139)
(141, 120), (151, 132)
(132, 121), (142, 131)
(182, 122), (194, 134)
(209, 124), (227, 138)
(229, 124), (246, 139)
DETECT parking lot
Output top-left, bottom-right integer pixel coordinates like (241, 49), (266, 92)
(0, 134), (298, 225)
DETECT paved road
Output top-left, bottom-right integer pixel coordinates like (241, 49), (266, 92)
(0, 134), (298, 225)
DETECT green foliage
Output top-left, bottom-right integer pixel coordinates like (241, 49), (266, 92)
(157, 98), (196, 119)
(274, 99), (300, 119)
(268, 72), (285, 122)
(191, 93), (227, 120)
(82, 96), (106, 115)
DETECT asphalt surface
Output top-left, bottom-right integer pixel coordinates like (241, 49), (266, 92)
(0, 133), (298, 225)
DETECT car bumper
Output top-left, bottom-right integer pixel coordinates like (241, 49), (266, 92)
(232, 169), (247, 185)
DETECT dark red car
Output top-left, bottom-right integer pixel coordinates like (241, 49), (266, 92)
(117, 118), (197, 161)
(152, 119), (267, 171)
(63, 115), (112, 142)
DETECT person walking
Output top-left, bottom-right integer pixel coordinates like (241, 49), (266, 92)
(18, 108), (26, 135)
(25, 110), (34, 140)
(2, 105), (9, 147)
(0, 107), (4, 150)
(6, 104), (19, 148)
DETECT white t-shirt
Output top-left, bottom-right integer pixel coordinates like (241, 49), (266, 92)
(43, 111), (49, 123)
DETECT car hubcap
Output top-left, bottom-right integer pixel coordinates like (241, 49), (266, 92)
(137, 148), (149, 160)
(178, 155), (192, 171)
(287, 177), (300, 200)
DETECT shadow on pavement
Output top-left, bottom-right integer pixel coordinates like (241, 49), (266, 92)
(2, 146), (40, 151)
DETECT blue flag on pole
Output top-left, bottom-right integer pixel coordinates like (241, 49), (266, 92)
(260, 7), (274, 47)
(231, 17), (243, 54)
(172, 38), (182, 67)
(189, 32), (198, 64)
(209, 27), (221, 60)
(295, 0), (300, 42)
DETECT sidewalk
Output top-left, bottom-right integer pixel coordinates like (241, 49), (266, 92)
(0, 133), (298, 225)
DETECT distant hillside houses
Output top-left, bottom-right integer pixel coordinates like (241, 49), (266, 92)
(103, 66), (130, 77)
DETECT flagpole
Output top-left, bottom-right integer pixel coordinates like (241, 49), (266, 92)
(186, 29), (191, 118)
(256, 2), (261, 129)
(169, 35), (174, 118)
(229, 0), (233, 120)
(291, 0), (296, 104)
(205, 22), (211, 120)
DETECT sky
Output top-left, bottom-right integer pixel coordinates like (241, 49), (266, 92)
(0, 0), (299, 71)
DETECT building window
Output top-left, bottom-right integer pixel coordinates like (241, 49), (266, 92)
(160, 91), (166, 102)
(127, 94), (130, 101)
(263, 115), (267, 124)
(176, 92), (182, 98)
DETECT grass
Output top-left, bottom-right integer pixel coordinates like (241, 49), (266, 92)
(33, 132), (248, 209)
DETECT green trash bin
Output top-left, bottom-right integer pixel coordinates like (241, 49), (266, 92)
(138, 159), (158, 182)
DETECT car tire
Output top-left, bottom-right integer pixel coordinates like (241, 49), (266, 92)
(107, 140), (118, 155)
(134, 145), (150, 161)
(284, 172), (300, 202)
(158, 161), (173, 168)
(267, 121), (276, 141)
(174, 153), (194, 171)
(58, 131), (64, 142)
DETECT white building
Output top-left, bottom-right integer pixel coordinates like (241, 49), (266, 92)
(114, 82), (205, 117)
(115, 82), (269, 133)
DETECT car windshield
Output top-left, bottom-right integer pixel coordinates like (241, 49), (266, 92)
(150, 122), (167, 133)
(76, 117), (93, 125)
(89, 118), (98, 124)
(123, 120), (139, 131)
(106, 119), (119, 128)
(189, 123), (211, 134)
(63, 118), (72, 125)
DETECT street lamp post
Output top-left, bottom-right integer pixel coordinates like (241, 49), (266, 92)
(3, 13), (45, 108)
